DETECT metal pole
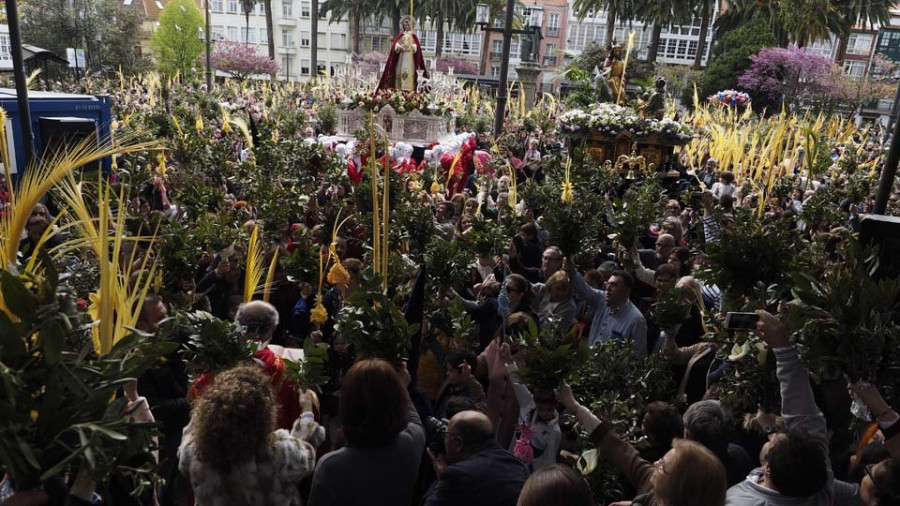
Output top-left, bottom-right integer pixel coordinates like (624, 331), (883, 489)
(874, 95), (900, 214)
(493, 0), (515, 137)
(205, 0), (213, 90)
(5, 0), (36, 168)
(884, 78), (900, 144)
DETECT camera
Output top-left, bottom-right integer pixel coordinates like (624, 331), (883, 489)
(424, 416), (449, 455)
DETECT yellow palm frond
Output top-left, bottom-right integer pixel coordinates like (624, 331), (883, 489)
(26, 68), (42, 90)
(263, 248), (280, 303)
(244, 225), (264, 302)
(0, 135), (158, 275)
(53, 173), (160, 354)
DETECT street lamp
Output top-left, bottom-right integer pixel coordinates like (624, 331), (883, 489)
(475, 2), (543, 137)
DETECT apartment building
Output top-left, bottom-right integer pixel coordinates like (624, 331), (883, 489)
(564, 7), (718, 68)
(207, 0), (352, 80)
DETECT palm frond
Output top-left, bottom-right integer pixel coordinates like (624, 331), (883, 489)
(244, 225), (265, 302)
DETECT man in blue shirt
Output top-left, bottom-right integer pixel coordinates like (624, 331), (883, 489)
(565, 258), (648, 358)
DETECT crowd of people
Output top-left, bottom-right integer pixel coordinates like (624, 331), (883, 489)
(2, 75), (900, 506)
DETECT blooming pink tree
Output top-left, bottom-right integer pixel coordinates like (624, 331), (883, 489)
(211, 40), (280, 80)
(737, 46), (832, 111)
(435, 57), (478, 75)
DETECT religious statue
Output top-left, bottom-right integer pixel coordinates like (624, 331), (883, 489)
(639, 76), (667, 120)
(603, 44), (626, 105)
(593, 66), (614, 103)
(377, 16), (429, 92)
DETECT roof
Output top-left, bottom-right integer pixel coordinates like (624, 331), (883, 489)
(124, 0), (168, 22)
(0, 88), (99, 101)
(21, 45), (69, 65)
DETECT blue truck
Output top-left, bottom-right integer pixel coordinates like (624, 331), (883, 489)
(0, 88), (113, 179)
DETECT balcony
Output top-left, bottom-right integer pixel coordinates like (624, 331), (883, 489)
(490, 51), (502, 60)
(277, 17), (297, 25)
(278, 44), (297, 54)
(547, 27), (559, 37)
(861, 98), (893, 113)
(543, 56), (557, 66)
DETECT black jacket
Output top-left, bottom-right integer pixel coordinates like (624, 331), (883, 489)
(423, 440), (528, 506)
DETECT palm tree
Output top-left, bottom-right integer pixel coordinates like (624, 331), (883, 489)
(311, 0), (319, 77)
(322, 0), (374, 54)
(423, 0), (476, 57)
(636, 0), (690, 63)
(781, 0), (843, 48)
(831, 0), (890, 63)
(692, 0), (713, 69)
(264, 0), (276, 59)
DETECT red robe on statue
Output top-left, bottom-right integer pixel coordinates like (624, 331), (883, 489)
(377, 32), (430, 92)
(188, 346), (301, 430)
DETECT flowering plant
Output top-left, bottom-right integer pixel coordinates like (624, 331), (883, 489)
(340, 89), (453, 117)
(709, 89), (751, 108)
(558, 103), (694, 139)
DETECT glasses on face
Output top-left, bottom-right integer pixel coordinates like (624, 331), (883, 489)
(865, 463), (884, 495)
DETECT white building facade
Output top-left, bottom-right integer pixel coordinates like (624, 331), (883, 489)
(564, 7), (719, 67)
(207, 0), (351, 80)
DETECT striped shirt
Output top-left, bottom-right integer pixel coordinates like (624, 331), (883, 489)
(571, 271), (647, 358)
(701, 213), (719, 244)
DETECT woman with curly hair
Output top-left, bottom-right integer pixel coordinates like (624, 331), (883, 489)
(179, 364), (324, 505)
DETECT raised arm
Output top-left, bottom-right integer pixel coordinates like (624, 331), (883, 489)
(558, 384), (655, 495)
(756, 311), (827, 453)
(566, 258), (606, 306)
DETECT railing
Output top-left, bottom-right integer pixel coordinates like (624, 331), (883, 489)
(337, 106), (455, 145)
(543, 56), (557, 66)
(547, 27), (559, 36)
(490, 52), (502, 60)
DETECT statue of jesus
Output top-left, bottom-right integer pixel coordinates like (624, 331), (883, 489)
(377, 16), (429, 92)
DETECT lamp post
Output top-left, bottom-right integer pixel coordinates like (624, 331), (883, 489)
(4, 0), (35, 168)
(205, 0), (213, 90)
(475, 2), (542, 137)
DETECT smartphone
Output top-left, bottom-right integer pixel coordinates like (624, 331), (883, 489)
(724, 312), (760, 331)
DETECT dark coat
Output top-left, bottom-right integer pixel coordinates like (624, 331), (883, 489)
(423, 440), (528, 506)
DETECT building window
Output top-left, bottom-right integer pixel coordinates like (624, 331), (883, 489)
(227, 26), (239, 41)
(282, 56), (291, 77)
(212, 0), (224, 11)
(844, 59), (866, 77)
(301, 58), (310, 75)
(301, 31), (310, 46)
(241, 27), (256, 43)
(212, 25), (225, 41)
(847, 33), (874, 55)
(317, 32), (325, 48)
(543, 42), (556, 66)
(548, 13), (560, 36)
(491, 40), (502, 60)
(259, 28), (268, 44)
(257, 3), (265, 14)
(0, 35), (9, 61)
(317, 62), (326, 75)
(331, 33), (346, 49)
(491, 66), (500, 77)
(227, 0), (238, 12)
(282, 0), (293, 17)
(301, 1), (310, 17)
(282, 29), (293, 47)
(372, 36), (385, 52)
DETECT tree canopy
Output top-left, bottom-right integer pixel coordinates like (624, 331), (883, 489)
(151, 0), (205, 78)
